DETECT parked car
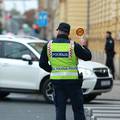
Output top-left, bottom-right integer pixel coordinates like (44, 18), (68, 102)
(0, 35), (113, 102)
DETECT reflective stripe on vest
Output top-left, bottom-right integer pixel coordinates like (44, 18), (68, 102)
(52, 66), (77, 70)
(47, 40), (78, 80)
(51, 72), (78, 76)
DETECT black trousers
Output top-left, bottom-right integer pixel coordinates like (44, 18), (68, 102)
(53, 82), (85, 120)
(106, 53), (115, 79)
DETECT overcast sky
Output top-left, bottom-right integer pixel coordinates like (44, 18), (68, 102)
(4, 0), (38, 14)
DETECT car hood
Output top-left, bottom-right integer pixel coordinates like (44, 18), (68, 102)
(78, 60), (107, 70)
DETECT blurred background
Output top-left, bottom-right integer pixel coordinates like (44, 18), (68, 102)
(0, 0), (119, 79)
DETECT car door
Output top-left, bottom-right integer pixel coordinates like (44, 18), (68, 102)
(0, 41), (4, 82)
(0, 41), (40, 90)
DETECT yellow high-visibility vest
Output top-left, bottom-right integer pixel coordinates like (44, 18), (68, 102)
(47, 40), (78, 80)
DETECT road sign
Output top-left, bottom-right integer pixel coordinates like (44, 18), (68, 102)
(37, 10), (48, 27)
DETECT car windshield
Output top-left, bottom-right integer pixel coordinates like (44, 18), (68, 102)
(28, 42), (45, 54)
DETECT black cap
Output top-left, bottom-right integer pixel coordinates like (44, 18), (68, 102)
(57, 22), (71, 34)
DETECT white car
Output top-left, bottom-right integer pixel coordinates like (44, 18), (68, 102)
(0, 35), (113, 102)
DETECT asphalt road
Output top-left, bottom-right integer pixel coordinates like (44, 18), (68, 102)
(0, 80), (120, 120)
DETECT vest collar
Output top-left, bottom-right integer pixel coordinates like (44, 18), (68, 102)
(57, 34), (69, 40)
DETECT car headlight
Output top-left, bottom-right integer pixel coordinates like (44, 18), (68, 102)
(108, 68), (112, 77)
(78, 68), (94, 78)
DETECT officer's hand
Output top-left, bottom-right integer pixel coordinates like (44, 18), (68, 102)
(79, 39), (87, 46)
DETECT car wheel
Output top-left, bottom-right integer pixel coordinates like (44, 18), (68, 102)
(42, 79), (97, 103)
(84, 94), (97, 103)
(42, 78), (54, 103)
(0, 91), (9, 100)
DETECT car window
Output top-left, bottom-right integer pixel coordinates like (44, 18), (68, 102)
(3, 41), (38, 60)
(28, 42), (45, 55)
(0, 41), (3, 57)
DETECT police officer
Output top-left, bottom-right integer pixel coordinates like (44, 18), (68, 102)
(105, 31), (115, 79)
(39, 22), (92, 120)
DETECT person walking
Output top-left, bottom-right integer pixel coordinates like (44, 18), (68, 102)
(105, 31), (115, 79)
(39, 22), (92, 120)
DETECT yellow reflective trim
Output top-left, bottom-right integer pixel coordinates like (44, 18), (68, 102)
(51, 72), (78, 76)
(50, 76), (78, 80)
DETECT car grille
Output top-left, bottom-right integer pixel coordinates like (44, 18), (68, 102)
(93, 68), (109, 77)
(94, 78), (113, 90)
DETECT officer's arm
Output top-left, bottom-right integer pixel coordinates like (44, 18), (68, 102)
(74, 42), (92, 61)
(39, 44), (52, 72)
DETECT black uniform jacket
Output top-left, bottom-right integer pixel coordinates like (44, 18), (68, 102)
(39, 34), (92, 84)
(105, 37), (115, 57)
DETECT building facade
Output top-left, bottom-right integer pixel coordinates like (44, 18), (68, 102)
(88, 0), (120, 79)
(54, 0), (88, 39)
(39, 0), (120, 51)
(88, 0), (120, 54)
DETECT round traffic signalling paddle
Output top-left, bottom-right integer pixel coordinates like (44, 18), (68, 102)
(76, 28), (84, 36)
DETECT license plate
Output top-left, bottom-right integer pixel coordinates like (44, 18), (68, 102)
(101, 81), (111, 86)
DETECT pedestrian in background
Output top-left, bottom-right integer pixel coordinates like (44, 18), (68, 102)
(105, 31), (116, 79)
(39, 22), (92, 120)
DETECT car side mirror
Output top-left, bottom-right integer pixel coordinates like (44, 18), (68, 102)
(22, 54), (33, 65)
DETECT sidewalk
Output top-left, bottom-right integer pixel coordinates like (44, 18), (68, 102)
(114, 80), (120, 86)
